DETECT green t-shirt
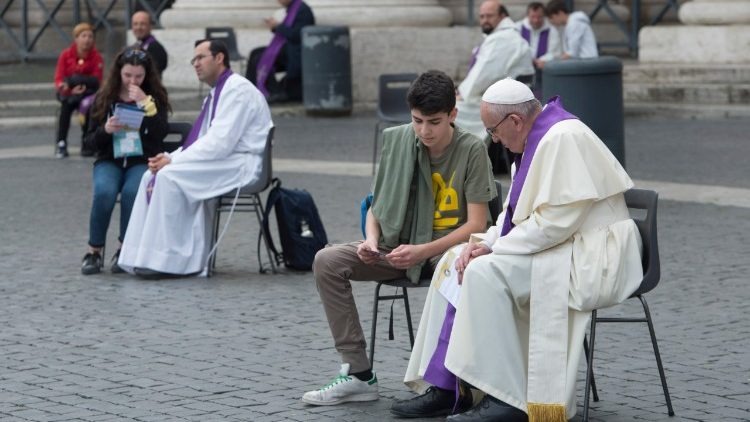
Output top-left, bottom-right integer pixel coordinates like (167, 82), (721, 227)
(429, 125), (495, 240)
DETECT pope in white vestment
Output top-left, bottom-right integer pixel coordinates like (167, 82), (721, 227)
(403, 79), (643, 421)
(455, 15), (534, 140)
(119, 39), (273, 277)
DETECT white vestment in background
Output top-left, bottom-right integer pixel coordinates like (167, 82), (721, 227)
(563, 11), (599, 58)
(456, 17), (534, 139)
(119, 73), (273, 275)
(404, 119), (643, 419)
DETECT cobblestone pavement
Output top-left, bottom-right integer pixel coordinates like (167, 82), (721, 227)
(0, 106), (749, 421)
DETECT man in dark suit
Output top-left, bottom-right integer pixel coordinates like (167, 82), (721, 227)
(131, 11), (168, 78)
(246, 0), (315, 103)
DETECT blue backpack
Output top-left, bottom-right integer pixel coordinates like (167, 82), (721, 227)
(262, 178), (328, 271)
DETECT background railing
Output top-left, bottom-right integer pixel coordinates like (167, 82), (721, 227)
(0, 0), (172, 61)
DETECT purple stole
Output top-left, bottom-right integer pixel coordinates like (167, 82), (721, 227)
(422, 96), (577, 394)
(146, 69), (233, 203)
(467, 45), (480, 71)
(256, 0), (303, 97)
(521, 26), (550, 58)
(139, 35), (156, 50)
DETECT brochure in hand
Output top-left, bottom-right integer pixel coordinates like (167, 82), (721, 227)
(113, 103), (145, 131)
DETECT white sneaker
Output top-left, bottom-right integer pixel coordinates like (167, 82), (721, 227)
(302, 363), (379, 406)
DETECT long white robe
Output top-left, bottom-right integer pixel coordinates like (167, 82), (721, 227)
(404, 119), (643, 419)
(455, 17), (534, 139)
(118, 73), (273, 275)
(516, 17), (563, 63)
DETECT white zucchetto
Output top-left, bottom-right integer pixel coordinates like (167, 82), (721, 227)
(481, 78), (535, 105)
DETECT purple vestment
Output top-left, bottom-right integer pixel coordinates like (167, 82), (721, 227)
(256, 0), (302, 97)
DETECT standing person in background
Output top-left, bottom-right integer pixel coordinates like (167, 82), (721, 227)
(546, 0), (599, 59)
(54, 23), (104, 158)
(131, 11), (168, 78)
(245, 0), (315, 103)
(516, 2), (562, 96)
(454, 0), (534, 140)
(80, 48), (170, 275)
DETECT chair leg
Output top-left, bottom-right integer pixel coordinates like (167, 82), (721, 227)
(582, 310), (597, 422)
(401, 287), (415, 348)
(369, 282), (384, 368)
(372, 122), (381, 176)
(253, 196), (277, 274)
(638, 295), (675, 416)
(583, 334), (600, 402)
(208, 205), (222, 277)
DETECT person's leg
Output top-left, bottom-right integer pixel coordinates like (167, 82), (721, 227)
(314, 242), (405, 372)
(303, 241), (405, 405)
(83, 161), (122, 274)
(245, 47), (266, 83)
(56, 98), (78, 156)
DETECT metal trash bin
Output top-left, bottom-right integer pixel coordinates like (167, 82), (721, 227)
(542, 56), (625, 167)
(301, 26), (352, 115)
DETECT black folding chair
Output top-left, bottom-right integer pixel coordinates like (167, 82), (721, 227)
(371, 73), (418, 175)
(164, 121), (191, 152)
(207, 128), (277, 276)
(369, 180), (503, 367)
(582, 188), (675, 421)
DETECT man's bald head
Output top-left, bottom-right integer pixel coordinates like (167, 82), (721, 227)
(131, 11), (152, 41)
(479, 0), (509, 35)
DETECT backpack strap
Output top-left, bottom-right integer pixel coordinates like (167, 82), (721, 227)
(261, 177), (284, 262)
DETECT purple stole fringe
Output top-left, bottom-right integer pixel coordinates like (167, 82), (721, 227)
(521, 26), (550, 58)
(256, 0), (302, 97)
(421, 96), (578, 395)
(146, 69), (233, 203)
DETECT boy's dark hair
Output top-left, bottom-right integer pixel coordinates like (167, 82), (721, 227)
(406, 70), (456, 115)
(545, 0), (569, 16)
(527, 2), (545, 12)
(194, 38), (231, 68)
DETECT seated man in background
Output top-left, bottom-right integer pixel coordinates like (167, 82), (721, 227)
(246, 0), (315, 103)
(455, 0), (534, 140)
(301, 70), (496, 407)
(118, 39), (273, 279)
(131, 11), (168, 77)
(546, 0), (599, 59)
(396, 78), (643, 421)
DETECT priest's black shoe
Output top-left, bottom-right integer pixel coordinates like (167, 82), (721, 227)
(134, 267), (182, 280)
(390, 386), (473, 418)
(446, 394), (528, 422)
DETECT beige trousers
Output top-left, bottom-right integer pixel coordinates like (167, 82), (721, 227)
(313, 241), (439, 372)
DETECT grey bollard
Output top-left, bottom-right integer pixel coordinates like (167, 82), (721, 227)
(541, 56), (625, 168)
(301, 26), (352, 115)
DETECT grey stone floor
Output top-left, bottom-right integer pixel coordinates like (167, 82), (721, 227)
(0, 110), (749, 421)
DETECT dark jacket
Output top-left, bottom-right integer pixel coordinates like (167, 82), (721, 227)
(83, 99), (169, 167)
(274, 1), (315, 79)
(141, 37), (168, 77)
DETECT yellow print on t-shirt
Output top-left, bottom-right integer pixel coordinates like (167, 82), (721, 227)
(433, 171), (460, 230)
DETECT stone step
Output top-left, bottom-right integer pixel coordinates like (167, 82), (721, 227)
(623, 63), (750, 84)
(624, 82), (750, 105)
(624, 101), (750, 119)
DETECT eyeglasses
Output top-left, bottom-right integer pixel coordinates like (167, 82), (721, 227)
(190, 53), (214, 65)
(485, 113), (514, 137)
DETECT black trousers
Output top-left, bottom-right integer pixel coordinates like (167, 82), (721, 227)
(246, 45), (302, 101)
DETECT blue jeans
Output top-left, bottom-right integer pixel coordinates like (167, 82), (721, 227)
(88, 161), (147, 248)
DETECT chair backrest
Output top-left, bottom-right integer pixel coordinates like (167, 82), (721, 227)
(489, 180), (503, 223)
(164, 121), (192, 152)
(239, 127), (275, 194)
(623, 188), (660, 296)
(377, 73), (418, 122)
(205, 27), (243, 61)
